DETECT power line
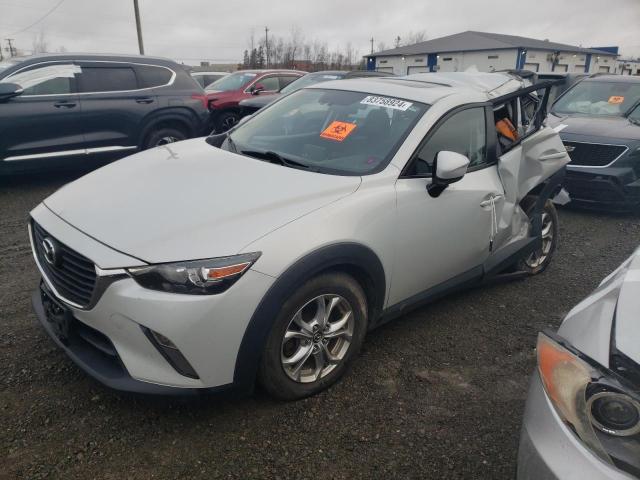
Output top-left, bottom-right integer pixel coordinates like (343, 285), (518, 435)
(9, 0), (66, 36)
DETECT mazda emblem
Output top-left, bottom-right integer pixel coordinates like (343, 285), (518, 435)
(42, 237), (60, 267)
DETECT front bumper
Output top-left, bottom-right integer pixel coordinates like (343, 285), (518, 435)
(31, 267), (274, 394)
(517, 373), (633, 480)
(564, 166), (640, 210)
(29, 204), (276, 395)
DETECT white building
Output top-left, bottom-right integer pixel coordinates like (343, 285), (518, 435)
(618, 58), (640, 75)
(365, 31), (619, 75)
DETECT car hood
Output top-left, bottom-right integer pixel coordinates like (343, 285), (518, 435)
(558, 247), (640, 368)
(549, 113), (640, 141)
(240, 93), (280, 108)
(43, 138), (361, 264)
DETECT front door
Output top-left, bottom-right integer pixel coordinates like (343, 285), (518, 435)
(389, 106), (505, 306)
(0, 62), (85, 162)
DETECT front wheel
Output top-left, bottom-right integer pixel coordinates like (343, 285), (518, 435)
(215, 111), (240, 133)
(142, 127), (187, 150)
(258, 272), (368, 400)
(519, 197), (559, 275)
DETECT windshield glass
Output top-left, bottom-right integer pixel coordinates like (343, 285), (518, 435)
(227, 88), (428, 175)
(280, 72), (344, 95)
(206, 71), (257, 92)
(552, 81), (640, 116)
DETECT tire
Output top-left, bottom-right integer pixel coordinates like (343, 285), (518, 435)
(518, 197), (559, 275)
(215, 111), (240, 133)
(142, 126), (187, 150)
(258, 272), (368, 400)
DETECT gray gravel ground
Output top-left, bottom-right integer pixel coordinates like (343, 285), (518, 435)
(1, 170), (639, 480)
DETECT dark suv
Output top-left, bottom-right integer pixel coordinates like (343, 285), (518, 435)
(548, 74), (640, 210)
(0, 53), (210, 174)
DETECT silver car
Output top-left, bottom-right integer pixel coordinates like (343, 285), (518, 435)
(518, 249), (640, 479)
(29, 72), (569, 399)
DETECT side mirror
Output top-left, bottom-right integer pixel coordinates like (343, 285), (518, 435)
(251, 83), (265, 95)
(427, 151), (470, 198)
(0, 83), (24, 101)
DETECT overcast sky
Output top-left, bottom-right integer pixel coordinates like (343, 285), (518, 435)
(1, 0), (639, 64)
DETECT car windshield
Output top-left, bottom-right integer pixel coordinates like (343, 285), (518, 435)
(280, 73), (345, 95)
(206, 71), (258, 92)
(552, 80), (640, 116)
(227, 88), (428, 175)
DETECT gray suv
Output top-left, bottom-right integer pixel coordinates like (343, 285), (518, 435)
(548, 74), (640, 210)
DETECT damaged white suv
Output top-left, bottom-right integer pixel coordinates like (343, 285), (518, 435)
(29, 72), (569, 399)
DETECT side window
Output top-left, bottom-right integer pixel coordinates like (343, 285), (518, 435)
(494, 100), (519, 154)
(136, 65), (172, 88)
(256, 76), (280, 91)
(278, 75), (298, 89)
(79, 67), (137, 93)
(405, 107), (487, 176)
(3, 63), (79, 95)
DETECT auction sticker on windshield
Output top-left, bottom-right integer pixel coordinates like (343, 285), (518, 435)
(609, 95), (624, 104)
(361, 95), (413, 111)
(320, 121), (357, 142)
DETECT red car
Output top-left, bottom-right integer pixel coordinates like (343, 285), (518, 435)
(205, 69), (305, 132)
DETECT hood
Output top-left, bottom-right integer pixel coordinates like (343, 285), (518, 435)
(240, 93), (280, 108)
(205, 89), (238, 99)
(612, 251), (640, 366)
(549, 113), (640, 141)
(43, 138), (361, 264)
(558, 248), (640, 368)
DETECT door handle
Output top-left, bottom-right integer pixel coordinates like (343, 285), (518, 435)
(480, 194), (504, 208)
(54, 101), (76, 108)
(539, 151), (567, 161)
(135, 97), (154, 104)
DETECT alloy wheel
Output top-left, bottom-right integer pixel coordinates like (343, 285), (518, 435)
(221, 115), (238, 130)
(156, 136), (178, 146)
(280, 294), (354, 383)
(525, 211), (554, 269)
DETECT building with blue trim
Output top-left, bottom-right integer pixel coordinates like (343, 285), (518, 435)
(365, 31), (619, 75)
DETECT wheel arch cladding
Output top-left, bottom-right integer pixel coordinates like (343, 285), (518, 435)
(141, 111), (194, 144)
(232, 242), (386, 391)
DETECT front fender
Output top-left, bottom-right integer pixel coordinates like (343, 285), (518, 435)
(232, 242), (386, 392)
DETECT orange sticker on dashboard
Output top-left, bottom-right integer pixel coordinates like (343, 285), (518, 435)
(608, 95), (624, 104)
(320, 121), (357, 142)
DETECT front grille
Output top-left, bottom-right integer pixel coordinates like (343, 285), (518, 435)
(32, 221), (97, 307)
(564, 141), (627, 167)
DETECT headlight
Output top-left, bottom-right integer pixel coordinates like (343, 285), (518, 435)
(127, 252), (260, 295)
(537, 332), (640, 472)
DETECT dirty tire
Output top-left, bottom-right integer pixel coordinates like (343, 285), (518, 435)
(142, 127), (186, 150)
(518, 196), (559, 275)
(258, 272), (368, 401)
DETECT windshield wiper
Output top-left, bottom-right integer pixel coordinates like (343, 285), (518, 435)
(240, 150), (315, 171)
(628, 117), (640, 126)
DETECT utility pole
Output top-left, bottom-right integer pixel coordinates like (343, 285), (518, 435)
(5, 39), (15, 57)
(370, 37), (374, 54)
(0, 40), (4, 62)
(133, 0), (145, 55)
(264, 26), (269, 68)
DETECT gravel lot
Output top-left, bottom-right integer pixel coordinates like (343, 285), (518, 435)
(1, 170), (639, 480)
